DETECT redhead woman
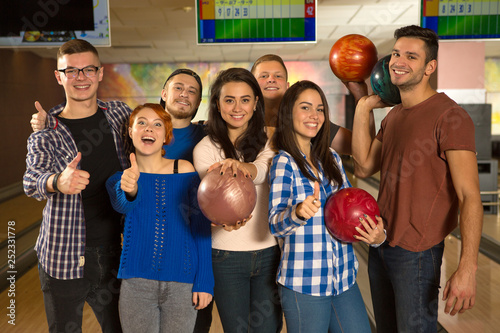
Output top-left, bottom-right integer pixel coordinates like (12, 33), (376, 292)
(106, 103), (213, 333)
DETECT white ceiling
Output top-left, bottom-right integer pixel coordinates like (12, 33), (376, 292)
(21, 0), (500, 64)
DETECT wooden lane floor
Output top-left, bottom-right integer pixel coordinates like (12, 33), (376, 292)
(1, 231), (498, 331)
(5, 234), (500, 332)
(2, 180), (499, 332)
(0, 265), (102, 332)
(355, 235), (500, 333)
(352, 175), (500, 333)
(0, 194), (45, 244)
(438, 235), (500, 332)
(0, 194), (45, 292)
(482, 213), (500, 244)
(0, 264), (225, 332)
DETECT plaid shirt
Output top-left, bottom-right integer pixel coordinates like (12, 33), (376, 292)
(269, 149), (358, 296)
(23, 100), (131, 280)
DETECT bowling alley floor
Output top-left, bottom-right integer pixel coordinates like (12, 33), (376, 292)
(482, 207), (500, 243)
(2, 220), (499, 332)
(2, 168), (500, 332)
(353, 175), (500, 333)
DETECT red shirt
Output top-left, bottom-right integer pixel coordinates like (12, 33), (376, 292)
(376, 93), (476, 251)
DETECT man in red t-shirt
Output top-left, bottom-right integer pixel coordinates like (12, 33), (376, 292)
(351, 25), (483, 332)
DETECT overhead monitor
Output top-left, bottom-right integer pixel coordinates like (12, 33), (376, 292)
(421, 0), (500, 39)
(197, 0), (317, 44)
(0, 0), (110, 48)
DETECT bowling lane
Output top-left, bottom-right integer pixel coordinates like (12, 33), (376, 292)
(0, 265), (102, 332)
(438, 235), (500, 332)
(352, 172), (500, 333)
(0, 192), (45, 292)
(4, 171), (500, 332)
(482, 213), (500, 244)
(0, 194), (45, 243)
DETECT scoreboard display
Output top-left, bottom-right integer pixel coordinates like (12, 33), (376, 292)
(421, 0), (500, 39)
(197, 0), (316, 44)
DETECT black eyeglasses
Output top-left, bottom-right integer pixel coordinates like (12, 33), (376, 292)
(57, 65), (101, 79)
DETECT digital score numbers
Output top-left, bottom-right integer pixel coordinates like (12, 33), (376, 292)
(197, 0), (316, 44)
(421, 0), (500, 39)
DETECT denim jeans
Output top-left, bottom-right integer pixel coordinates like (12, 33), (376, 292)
(212, 245), (282, 333)
(119, 278), (197, 333)
(38, 244), (122, 333)
(368, 241), (445, 333)
(278, 282), (371, 333)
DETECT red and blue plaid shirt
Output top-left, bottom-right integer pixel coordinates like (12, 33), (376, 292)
(23, 99), (131, 280)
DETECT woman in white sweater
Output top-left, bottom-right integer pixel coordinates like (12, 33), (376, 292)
(193, 68), (281, 333)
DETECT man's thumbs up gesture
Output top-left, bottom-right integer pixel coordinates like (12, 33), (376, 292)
(52, 152), (90, 195)
(121, 153), (140, 197)
(31, 101), (48, 132)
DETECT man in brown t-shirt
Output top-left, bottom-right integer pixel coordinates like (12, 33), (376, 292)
(351, 25), (483, 332)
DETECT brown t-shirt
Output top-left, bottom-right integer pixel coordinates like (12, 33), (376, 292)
(375, 93), (476, 251)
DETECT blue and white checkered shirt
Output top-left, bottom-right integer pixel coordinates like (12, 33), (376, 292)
(269, 149), (358, 296)
(23, 100), (131, 280)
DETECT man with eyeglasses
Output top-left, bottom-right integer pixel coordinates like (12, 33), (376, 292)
(24, 39), (130, 332)
(29, 60), (215, 331)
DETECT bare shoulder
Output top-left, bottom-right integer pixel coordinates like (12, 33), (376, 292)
(177, 159), (196, 173)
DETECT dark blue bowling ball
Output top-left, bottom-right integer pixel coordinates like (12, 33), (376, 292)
(370, 55), (401, 106)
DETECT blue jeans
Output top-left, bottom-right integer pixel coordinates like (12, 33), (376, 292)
(278, 282), (371, 333)
(212, 245), (282, 333)
(368, 241), (445, 333)
(119, 278), (197, 333)
(38, 244), (122, 333)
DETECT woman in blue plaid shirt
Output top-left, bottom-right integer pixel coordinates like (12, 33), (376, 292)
(269, 80), (386, 332)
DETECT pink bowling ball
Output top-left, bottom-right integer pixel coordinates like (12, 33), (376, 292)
(197, 166), (257, 226)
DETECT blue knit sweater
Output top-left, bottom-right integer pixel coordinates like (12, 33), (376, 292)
(106, 171), (214, 295)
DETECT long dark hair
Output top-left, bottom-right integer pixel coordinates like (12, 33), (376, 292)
(272, 80), (343, 188)
(206, 68), (267, 162)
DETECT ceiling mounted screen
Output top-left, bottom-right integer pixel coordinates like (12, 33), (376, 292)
(197, 0), (317, 44)
(421, 0), (500, 40)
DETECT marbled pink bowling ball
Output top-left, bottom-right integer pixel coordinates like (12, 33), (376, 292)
(197, 166), (257, 226)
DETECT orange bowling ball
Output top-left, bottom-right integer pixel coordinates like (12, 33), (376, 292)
(329, 34), (378, 82)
